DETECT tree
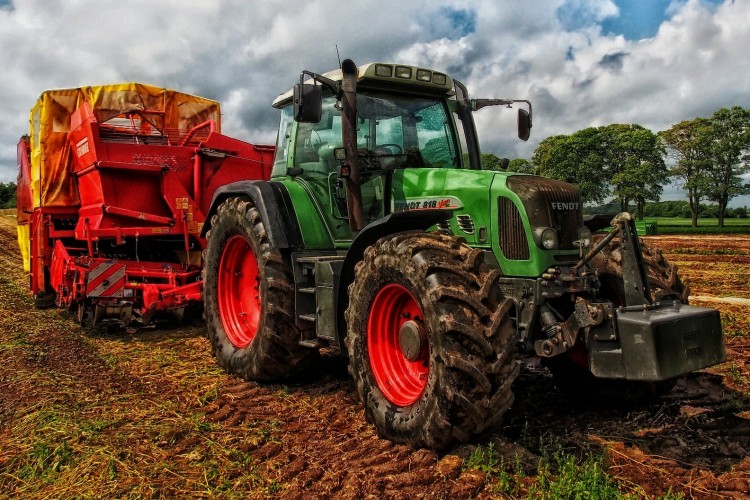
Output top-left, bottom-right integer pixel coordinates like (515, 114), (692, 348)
(704, 106), (750, 227)
(507, 158), (535, 174)
(478, 153), (504, 171)
(533, 125), (667, 213)
(602, 124), (668, 220)
(0, 182), (17, 209)
(659, 118), (713, 227)
(533, 129), (610, 204)
(460, 152), (534, 172)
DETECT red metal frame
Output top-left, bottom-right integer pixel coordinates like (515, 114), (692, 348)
(18, 97), (274, 326)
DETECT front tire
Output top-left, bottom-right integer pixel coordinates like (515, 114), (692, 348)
(589, 234), (690, 303)
(345, 232), (518, 449)
(203, 197), (318, 381)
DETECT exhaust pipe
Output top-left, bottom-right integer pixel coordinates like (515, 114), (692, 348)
(340, 59), (364, 233)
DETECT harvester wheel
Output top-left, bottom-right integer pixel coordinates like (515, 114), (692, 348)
(345, 232), (518, 449)
(34, 290), (56, 309)
(544, 235), (685, 407)
(203, 197), (318, 381)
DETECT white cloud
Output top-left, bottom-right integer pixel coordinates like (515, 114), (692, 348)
(0, 0), (748, 205)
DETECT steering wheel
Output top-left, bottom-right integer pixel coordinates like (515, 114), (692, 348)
(374, 143), (404, 155)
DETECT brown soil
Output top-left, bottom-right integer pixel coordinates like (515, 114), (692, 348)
(1, 214), (748, 498)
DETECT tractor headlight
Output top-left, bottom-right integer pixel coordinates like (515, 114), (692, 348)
(534, 227), (558, 250)
(541, 228), (557, 249)
(395, 66), (412, 79)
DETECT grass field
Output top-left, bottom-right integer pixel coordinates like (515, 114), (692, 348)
(2, 210), (749, 498)
(643, 217), (750, 227)
(630, 217), (750, 234)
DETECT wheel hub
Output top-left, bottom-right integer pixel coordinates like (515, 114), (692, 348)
(217, 235), (261, 348)
(367, 283), (429, 406)
(398, 320), (426, 361)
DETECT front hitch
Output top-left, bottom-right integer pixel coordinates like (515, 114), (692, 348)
(534, 212), (657, 358)
(574, 212), (652, 307)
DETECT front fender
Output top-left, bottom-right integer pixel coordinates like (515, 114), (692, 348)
(335, 209), (452, 348)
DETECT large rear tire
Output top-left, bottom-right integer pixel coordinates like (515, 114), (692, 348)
(203, 197), (318, 381)
(345, 232), (518, 449)
(544, 236), (685, 407)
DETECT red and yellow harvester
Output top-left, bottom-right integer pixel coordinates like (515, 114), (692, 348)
(17, 83), (274, 325)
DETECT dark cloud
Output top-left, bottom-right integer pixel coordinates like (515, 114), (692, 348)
(575, 77), (596, 89)
(443, 38), (494, 82)
(599, 51), (628, 71)
(529, 86), (566, 118)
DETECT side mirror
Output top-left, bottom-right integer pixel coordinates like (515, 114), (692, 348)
(518, 108), (532, 141)
(294, 83), (322, 123)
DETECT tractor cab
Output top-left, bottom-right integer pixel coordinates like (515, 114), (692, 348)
(270, 66), (476, 237)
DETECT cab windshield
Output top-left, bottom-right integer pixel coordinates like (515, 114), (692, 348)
(289, 92), (460, 176)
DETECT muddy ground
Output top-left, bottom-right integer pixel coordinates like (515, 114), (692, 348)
(0, 212), (748, 498)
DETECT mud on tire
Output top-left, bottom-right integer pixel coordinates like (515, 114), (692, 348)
(203, 197), (318, 381)
(345, 232), (519, 449)
(589, 234), (690, 303)
(544, 235), (686, 407)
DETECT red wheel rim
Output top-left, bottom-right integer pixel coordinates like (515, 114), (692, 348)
(217, 235), (261, 348)
(367, 283), (429, 406)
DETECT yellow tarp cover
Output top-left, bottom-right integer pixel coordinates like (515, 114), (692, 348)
(27, 83), (222, 209)
(17, 223), (30, 272)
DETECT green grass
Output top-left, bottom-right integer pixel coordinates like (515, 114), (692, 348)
(464, 441), (632, 499)
(463, 440), (688, 499)
(643, 217), (750, 226)
(597, 217), (750, 235)
(463, 443), (522, 496)
(530, 448), (634, 499)
(638, 217), (750, 234)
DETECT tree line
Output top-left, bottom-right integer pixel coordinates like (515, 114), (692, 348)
(0, 182), (16, 209)
(588, 200), (749, 219)
(479, 106), (750, 227)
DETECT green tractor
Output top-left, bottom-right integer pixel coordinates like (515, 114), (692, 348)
(201, 59), (726, 449)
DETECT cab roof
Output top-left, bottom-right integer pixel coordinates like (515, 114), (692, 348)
(272, 62), (454, 108)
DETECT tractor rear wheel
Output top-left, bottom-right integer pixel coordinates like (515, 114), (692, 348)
(203, 197), (318, 381)
(345, 232), (518, 449)
(544, 236), (685, 407)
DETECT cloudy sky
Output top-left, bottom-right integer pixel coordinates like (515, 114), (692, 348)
(1, 0), (748, 202)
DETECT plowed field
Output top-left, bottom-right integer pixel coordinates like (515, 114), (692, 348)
(1, 212), (748, 498)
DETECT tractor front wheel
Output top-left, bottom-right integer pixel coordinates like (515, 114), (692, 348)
(346, 232), (518, 449)
(203, 197), (318, 381)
